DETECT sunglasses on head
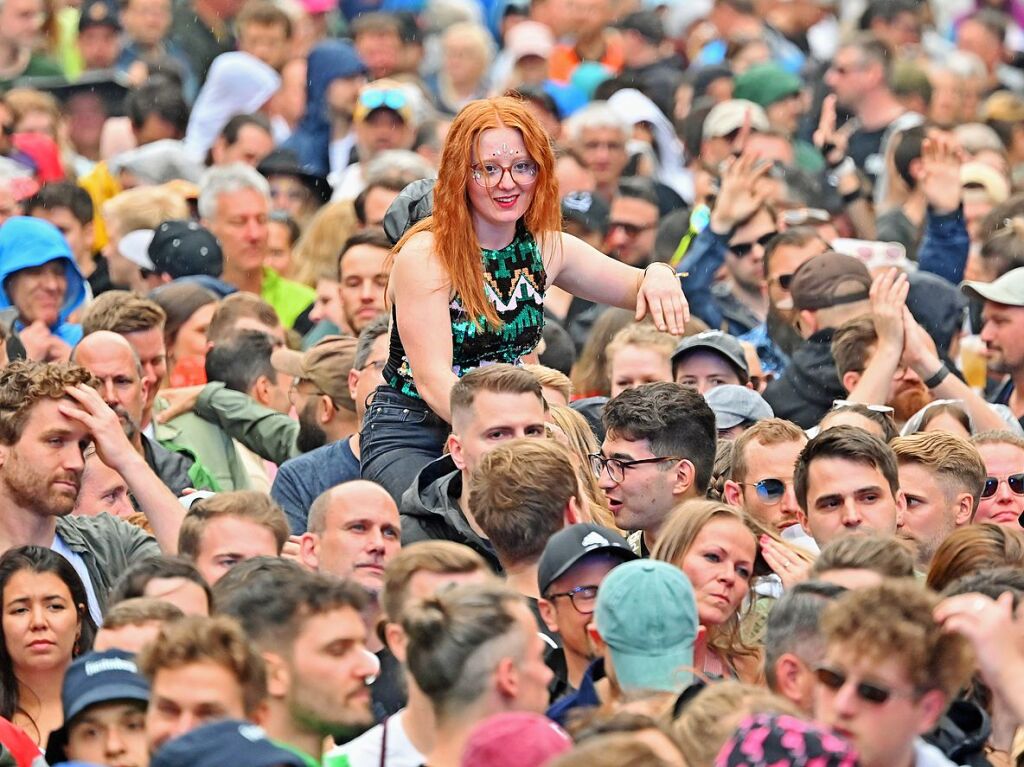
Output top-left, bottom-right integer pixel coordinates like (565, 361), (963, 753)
(815, 666), (902, 705)
(729, 231), (776, 258)
(739, 478), (787, 504)
(360, 88), (407, 112)
(981, 473), (1024, 498)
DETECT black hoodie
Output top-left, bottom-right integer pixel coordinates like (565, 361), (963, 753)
(763, 328), (847, 430)
(398, 456), (501, 573)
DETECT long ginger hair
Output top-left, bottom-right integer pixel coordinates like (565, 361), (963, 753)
(394, 97), (559, 327)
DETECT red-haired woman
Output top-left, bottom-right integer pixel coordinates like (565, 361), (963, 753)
(362, 96), (688, 499)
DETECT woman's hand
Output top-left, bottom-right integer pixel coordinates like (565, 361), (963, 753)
(760, 534), (811, 589)
(636, 263), (689, 335)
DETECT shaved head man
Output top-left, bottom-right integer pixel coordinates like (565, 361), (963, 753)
(73, 331), (148, 444)
(299, 480), (401, 591)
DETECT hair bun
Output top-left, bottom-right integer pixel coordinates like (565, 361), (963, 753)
(401, 596), (449, 645)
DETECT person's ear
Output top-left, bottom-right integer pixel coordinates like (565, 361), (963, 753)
(587, 624), (606, 654)
(537, 598), (559, 635)
(262, 652), (290, 699)
(318, 394), (335, 425)
(773, 653), (806, 701)
(798, 309), (817, 336)
(796, 508), (809, 532)
(841, 370), (860, 394)
(565, 496), (583, 526)
(494, 656), (519, 700)
(954, 492), (974, 526)
(348, 368), (360, 403)
(723, 479), (743, 508)
(251, 376), (271, 407)
(448, 433), (466, 471)
(298, 533), (320, 570)
(915, 689), (949, 734)
(0, 444), (9, 470)
(673, 458), (696, 496)
(384, 622), (408, 663)
(139, 375), (152, 403)
(895, 489), (907, 528)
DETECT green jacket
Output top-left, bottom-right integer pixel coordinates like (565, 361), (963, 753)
(195, 382), (301, 465)
(56, 513), (161, 613)
(157, 412), (250, 491)
(261, 267), (315, 329)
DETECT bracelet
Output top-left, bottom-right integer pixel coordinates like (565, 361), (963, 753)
(644, 262), (679, 280)
(841, 187), (864, 206)
(923, 363), (950, 389)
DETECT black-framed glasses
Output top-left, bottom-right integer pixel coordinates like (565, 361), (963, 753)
(545, 585), (599, 615)
(815, 666), (911, 705)
(470, 160), (539, 187)
(981, 473), (1024, 498)
(739, 478), (788, 504)
(588, 453), (684, 484)
(608, 221), (657, 238)
(729, 231), (777, 258)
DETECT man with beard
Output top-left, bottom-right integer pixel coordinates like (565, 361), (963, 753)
(74, 331), (214, 497)
(273, 317), (388, 533)
(0, 360), (173, 621)
(739, 227), (829, 375)
(220, 571), (379, 762)
(832, 269), (1010, 431)
(271, 336), (359, 454)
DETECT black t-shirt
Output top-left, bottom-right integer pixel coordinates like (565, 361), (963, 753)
(847, 125), (888, 188)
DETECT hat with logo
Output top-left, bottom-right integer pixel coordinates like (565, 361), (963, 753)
(594, 559), (698, 693)
(789, 252), (872, 311)
(151, 720), (305, 767)
(702, 99), (770, 140)
(79, 0), (121, 31)
(45, 650), (150, 763)
(733, 63), (802, 108)
(961, 266), (1024, 308)
(271, 335), (358, 412)
(705, 384), (773, 430)
(561, 191), (610, 237)
(460, 712), (573, 767)
(149, 220), (223, 279)
(671, 330), (749, 379)
(538, 523), (636, 595)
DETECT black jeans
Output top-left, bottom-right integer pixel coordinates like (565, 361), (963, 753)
(360, 386), (449, 503)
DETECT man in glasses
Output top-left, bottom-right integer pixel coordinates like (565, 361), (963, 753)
(606, 177), (660, 267)
(333, 79), (420, 200)
(813, 580), (974, 767)
(890, 432), (985, 569)
(724, 418), (807, 534)
(597, 382), (717, 556)
(970, 431), (1024, 526)
(794, 426), (906, 549)
(536, 523), (635, 696)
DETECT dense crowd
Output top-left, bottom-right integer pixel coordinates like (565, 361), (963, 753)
(3, 0), (1024, 765)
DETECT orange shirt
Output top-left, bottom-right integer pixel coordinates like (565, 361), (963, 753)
(549, 33), (625, 83)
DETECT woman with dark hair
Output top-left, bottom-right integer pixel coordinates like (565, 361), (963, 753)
(362, 96), (688, 499)
(149, 282), (219, 387)
(0, 546), (96, 746)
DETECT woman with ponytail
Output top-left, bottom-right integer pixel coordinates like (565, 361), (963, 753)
(362, 96), (689, 498)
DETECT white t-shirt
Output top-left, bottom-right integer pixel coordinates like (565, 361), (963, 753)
(325, 709), (424, 767)
(51, 533), (103, 626)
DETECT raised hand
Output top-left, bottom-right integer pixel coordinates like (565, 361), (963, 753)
(709, 150), (773, 233)
(813, 94), (852, 166)
(920, 134), (964, 215)
(870, 268), (909, 355)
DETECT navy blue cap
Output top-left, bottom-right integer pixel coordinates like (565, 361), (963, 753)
(149, 220), (223, 279)
(46, 650), (150, 762)
(151, 720), (306, 767)
(79, 0), (121, 31)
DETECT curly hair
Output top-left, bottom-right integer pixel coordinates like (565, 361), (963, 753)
(820, 580), (974, 697)
(0, 360), (98, 446)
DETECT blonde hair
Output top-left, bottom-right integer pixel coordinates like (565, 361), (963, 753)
(547, 405), (615, 530)
(605, 323), (678, 369)
(672, 682), (800, 767)
(4, 89), (60, 138)
(102, 186), (189, 235)
(524, 363), (573, 402)
(291, 200), (358, 287)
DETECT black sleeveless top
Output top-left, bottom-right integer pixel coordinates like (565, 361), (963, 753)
(383, 224), (547, 399)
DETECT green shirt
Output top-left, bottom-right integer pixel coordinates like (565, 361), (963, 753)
(261, 267), (316, 329)
(273, 740), (321, 767)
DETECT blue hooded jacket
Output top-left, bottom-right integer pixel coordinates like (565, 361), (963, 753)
(0, 217), (86, 346)
(283, 41), (367, 177)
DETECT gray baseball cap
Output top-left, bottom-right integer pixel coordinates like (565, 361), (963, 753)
(961, 266), (1024, 307)
(671, 330), (749, 378)
(704, 384), (774, 429)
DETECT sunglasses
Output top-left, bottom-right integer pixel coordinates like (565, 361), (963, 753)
(831, 400), (894, 414)
(773, 273), (794, 290)
(608, 221), (657, 238)
(981, 473), (1024, 498)
(729, 231), (776, 258)
(360, 88), (407, 112)
(815, 666), (904, 705)
(739, 478), (788, 504)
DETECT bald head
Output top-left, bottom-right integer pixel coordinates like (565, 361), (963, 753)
(301, 480), (401, 588)
(73, 330), (146, 439)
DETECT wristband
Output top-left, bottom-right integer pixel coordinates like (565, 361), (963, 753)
(841, 187), (864, 206)
(923, 363), (950, 389)
(644, 262), (680, 280)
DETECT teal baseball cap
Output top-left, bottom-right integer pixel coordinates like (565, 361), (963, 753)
(733, 63), (803, 108)
(594, 560), (698, 693)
